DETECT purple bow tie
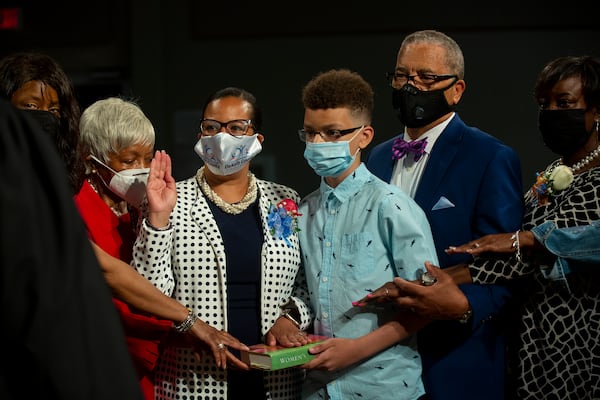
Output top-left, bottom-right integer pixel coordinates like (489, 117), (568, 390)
(391, 137), (428, 162)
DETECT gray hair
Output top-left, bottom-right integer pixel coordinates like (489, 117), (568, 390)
(80, 97), (155, 172)
(400, 30), (465, 79)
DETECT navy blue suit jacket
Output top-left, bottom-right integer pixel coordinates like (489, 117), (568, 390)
(366, 114), (524, 400)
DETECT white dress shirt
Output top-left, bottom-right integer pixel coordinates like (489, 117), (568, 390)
(391, 113), (455, 198)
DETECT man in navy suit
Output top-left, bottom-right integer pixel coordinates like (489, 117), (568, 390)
(365, 30), (524, 400)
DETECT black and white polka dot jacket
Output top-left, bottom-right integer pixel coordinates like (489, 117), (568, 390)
(132, 174), (311, 399)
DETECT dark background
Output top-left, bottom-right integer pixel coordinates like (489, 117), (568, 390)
(1, 1), (598, 196)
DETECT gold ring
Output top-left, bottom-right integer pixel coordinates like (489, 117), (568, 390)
(472, 243), (480, 249)
(217, 343), (225, 350)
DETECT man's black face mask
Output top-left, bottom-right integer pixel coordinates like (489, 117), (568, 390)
(392, 80), (456, 128)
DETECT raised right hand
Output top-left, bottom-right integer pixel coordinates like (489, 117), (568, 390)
(146, 150), (177, 227)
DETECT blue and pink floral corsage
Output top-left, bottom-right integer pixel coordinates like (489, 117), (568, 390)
(530, 164), (573, 206)
(267, 198), (302, 247)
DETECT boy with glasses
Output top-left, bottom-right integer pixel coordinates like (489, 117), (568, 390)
(292, 68), (437, 400)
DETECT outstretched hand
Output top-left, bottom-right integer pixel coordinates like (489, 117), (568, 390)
(353, 262), (470, 320)
(146, 150), (177, 227)
(351, 261), (438, 307)
(445, 231), (537, 257)
(445, 232), (516, 256)
(390, 262), (470, 320)
(186, 319), (250, 370)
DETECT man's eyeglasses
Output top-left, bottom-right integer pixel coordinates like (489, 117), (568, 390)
(298, 126), (363, 142)
(386, 72), (457, 90)
(199, 119), (254, 137)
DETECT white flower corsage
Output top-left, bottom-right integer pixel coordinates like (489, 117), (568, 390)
(531, 164), (574, 206)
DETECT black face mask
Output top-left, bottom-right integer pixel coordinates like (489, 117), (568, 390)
(19, 109), (61, 140)
(392, 81), (456, 128)
(538, 109), (592, 157)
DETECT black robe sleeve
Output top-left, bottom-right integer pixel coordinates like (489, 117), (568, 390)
(0, 99), (142, 400)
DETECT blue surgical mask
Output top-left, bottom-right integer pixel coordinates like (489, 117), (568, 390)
(303, 129), (362, 177)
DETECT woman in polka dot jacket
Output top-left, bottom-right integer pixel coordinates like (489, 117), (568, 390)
(132, 87), (312, 400)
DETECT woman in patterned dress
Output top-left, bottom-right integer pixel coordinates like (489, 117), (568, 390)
(132, 87), (312, 400)
(447, 56), (600, 399)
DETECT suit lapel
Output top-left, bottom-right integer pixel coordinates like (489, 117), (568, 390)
(375, 135), (403, 183)
(414, 117), (463, 210)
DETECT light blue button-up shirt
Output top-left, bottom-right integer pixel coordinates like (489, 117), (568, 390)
(298, 164), (438, 400)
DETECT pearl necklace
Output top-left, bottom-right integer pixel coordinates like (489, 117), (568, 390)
(86, 177), (127, 217)
(196, 167), (257, 215)
(561, 143), (600, 173)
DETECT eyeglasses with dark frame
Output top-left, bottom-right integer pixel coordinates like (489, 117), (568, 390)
(386, 72), (458, 90)
(298, 126), (364, 142)
(199, 119), (254, 137)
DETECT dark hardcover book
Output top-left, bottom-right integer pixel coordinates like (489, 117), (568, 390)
(240, 334), (328, 371)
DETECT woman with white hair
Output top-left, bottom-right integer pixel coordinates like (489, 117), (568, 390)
(74, 97), (173, 400)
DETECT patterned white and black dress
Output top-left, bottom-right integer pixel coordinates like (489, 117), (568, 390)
(132, 174), (312, 400)
(469, 161), (600, 400)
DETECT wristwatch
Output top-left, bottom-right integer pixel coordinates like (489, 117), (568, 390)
(280, 308), (300, 327)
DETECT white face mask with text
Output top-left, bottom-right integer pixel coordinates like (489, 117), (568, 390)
(194, 132), (262, 176)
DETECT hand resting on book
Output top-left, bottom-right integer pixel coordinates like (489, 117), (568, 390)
(241, 334), (328, 370)
(265, 313), (313, 348)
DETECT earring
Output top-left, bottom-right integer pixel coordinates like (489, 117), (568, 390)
(595, 119), (599, 133)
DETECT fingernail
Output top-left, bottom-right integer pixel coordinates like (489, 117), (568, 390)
(351, 301), (359, 306)
(366, 293), (373, 298)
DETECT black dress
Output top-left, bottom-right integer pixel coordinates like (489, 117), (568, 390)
(207, 199), (266, 398)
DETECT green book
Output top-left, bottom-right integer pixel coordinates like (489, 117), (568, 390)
(240, 335), (327, 371)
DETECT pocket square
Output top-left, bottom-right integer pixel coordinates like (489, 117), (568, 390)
(432, 196), (455, 210)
